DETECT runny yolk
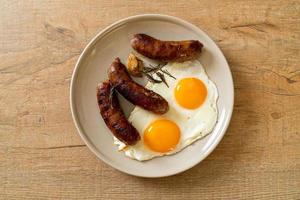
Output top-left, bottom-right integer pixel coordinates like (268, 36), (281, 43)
(174, 78), (207, 109)
(144, 119), (180, 153)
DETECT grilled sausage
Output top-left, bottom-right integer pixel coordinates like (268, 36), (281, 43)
(108, 58), (169, 114)
(131, 33), (203, 62)
(97, 81), (140, 145)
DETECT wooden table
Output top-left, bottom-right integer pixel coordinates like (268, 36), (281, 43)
(1, 1), (299, 199)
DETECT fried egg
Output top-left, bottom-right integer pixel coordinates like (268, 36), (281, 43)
(114, 60), (218, 161)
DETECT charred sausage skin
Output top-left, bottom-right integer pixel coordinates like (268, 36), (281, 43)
(97, 81), (140, 145)
(131, 33), (203, 62)
(108, 58), (169, 114)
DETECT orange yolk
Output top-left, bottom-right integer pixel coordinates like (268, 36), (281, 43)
(144, 119), (180, 153)
(174, 78), (207, 109)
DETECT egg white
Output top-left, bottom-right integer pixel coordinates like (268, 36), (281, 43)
(114, 60), (218, 161)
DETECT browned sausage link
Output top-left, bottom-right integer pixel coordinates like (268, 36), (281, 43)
(97, 81), (140, 145)
(131, 33), (203, 62)
(108, 58), (169, 114)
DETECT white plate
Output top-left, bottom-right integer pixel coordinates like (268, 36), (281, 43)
(70, 14), (234, 177)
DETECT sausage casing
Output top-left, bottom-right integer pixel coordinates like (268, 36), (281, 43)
(97, 81), (140, 145)
(131, 33), (203, 62)
(108, 58), (169, 114)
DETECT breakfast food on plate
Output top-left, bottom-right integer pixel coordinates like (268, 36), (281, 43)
(108, 58), (169, 114)
(97, 81), (140, 145)
(114, 60), (218, 161)
(131, 33), (203, 62)
(126, 53), (144, 77)
(96, 34), (218, 161)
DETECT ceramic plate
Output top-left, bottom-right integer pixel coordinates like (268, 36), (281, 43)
(70, 14), (234, 177)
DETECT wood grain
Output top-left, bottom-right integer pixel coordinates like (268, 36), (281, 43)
(0, 0), (299, 199)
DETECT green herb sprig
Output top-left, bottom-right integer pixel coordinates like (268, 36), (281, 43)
(141, 63), (176, 87)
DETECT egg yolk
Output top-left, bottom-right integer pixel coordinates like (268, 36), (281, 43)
(174, 78), (207, 109)
(144, 119), (180, 153)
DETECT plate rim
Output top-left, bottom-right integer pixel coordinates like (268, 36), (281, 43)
(70, 14), (234, 178)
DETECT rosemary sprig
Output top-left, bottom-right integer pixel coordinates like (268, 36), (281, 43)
(160, 68), (176, 80)
(143, 66), (157, 73)
(141, 62), (176, 87)
(156, 72), (169, 87)
(143, 72), (162, 83)
(143, 63), (166, 73)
